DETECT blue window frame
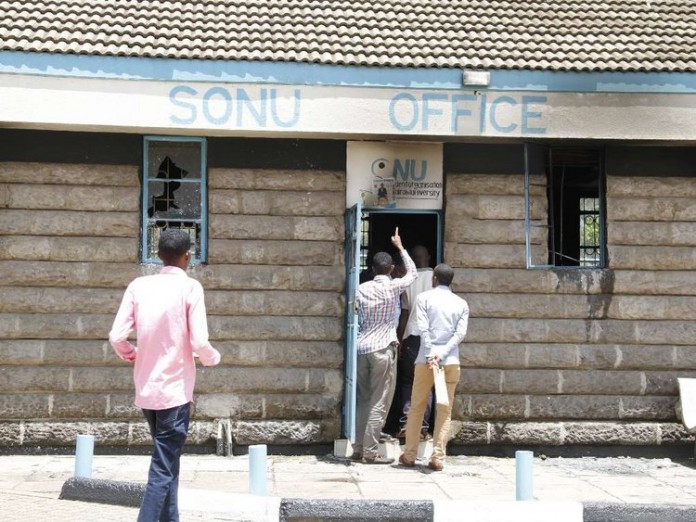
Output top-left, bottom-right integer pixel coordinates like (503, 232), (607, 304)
(141, 136), (208, 264)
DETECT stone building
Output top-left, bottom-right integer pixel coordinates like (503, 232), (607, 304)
(1, 1), (696, 455)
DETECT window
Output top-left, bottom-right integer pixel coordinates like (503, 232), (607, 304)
(141, 137), (207, 264)
(525, 146), (605, 268)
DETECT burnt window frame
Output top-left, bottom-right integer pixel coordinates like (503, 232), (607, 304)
(141, 136), (208, 264)
(524, 144), (607, 269)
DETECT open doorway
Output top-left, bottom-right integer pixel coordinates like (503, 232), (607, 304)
(356, 210), (441, 436)
(359, 211), (440, 282)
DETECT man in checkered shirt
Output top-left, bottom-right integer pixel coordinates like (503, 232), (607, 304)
(353, 227), (417, 464)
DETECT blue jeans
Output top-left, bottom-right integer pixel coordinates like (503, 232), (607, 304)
(138, 403), (190, 522)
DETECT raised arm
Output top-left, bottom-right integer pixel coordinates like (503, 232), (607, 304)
(391, 227), (417, 290)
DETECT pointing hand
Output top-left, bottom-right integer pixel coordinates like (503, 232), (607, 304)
(391, 227), (404, 251)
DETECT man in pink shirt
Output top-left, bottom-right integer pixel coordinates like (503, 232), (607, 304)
(109, 229), (220, 522)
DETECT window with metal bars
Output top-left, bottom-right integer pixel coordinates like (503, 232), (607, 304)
(525, 146), (605, 268)
(141, 136), (207, 264)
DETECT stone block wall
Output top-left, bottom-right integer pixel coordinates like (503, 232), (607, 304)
(0, 161), (346, 449)
(444, 171), (696, 449)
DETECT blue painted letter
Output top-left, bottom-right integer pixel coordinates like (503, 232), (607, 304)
(522, 95), (547, 135)
(389, 93), (419, 132)
(451, 94), (476, 133)
(490, 95), (518, 133)
(479, 94), (488, 133)
(237, 88), (268, 127)
(270, 89), (301, 128)
(203, 87), (233, 125)
(170, 85), (197, 125)
(422, 93), (448, 131)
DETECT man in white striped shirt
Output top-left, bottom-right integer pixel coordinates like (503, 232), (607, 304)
(353, 227), (417, 464)
(399, 263), (469, 471)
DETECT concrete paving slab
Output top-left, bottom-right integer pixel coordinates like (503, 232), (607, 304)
(273, 481), (362, 499)
(4, 454), (696, 520)
(357, 482), (450, 500)
(533, 485), (623, 503)
(436, 483), (518, 502)
(435, 500), (584, 522)
(179, 488), (280, 522)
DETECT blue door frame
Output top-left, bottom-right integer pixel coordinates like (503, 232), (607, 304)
(341, 206), (442, 441)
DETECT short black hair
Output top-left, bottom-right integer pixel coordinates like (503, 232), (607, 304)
(372, 251), (393, 275)
(158, 228), (191, 265)
(434, 263), (454, 286)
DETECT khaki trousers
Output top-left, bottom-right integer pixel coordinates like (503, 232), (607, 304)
(403, 363), (460, 463)
(354, 345), (397, 458)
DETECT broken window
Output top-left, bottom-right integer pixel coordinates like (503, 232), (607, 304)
(141, 137), (207, 264)
(525, 145), (605, 268)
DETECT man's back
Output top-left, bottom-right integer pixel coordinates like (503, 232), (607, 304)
(415, 286), (469, 365)
(357, 277), (402, 353)
(402, 268), (434, 337)
(357, 255), (417, 353)
(109, 266), (220, 410)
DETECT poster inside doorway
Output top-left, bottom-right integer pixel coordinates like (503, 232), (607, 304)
(346, 141), (443, 210)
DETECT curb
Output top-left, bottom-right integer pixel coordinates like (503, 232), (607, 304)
(59, 477), (696, 521)
(280, 499), (432, 521)
(584, 502), (696, 522)
(59, 477), (144, 508)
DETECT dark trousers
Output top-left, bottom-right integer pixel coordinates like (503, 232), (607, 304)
(398, 336), (432, 431)
(138, 402), (191, 522)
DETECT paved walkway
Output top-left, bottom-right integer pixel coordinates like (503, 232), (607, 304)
(2, 453), (696, 520)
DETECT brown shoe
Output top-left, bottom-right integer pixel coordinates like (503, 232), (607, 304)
(399, 454), (415, 467)
(362, 455), (394, 465)
(428, 459), (444, 471)
(350, 451), (362, 461)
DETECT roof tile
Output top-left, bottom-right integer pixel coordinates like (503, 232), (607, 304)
(0, 0), (693, 71)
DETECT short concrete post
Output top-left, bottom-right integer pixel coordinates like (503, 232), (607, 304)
(74, 434), (95, 478)
(249, 444), (268, 496)
(515, 450), (533, 501)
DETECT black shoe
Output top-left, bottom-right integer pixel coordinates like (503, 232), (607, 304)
(350, 451), (363, 461)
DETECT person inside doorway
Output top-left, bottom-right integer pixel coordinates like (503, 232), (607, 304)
(353, 227), (417, 464)
(396, 245), (434, 440)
